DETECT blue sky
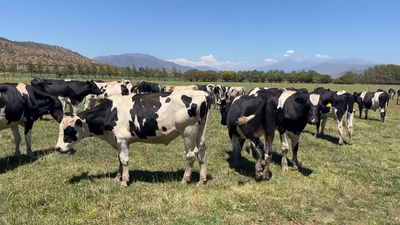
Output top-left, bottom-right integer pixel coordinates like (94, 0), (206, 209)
(1, 0), (399, 70)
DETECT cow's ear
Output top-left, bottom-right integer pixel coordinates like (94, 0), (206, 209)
(75, 119), (83, 127)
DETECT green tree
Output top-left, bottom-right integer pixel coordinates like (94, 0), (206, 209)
(91, 64), (99, 78)
(183, 69), (201, 81)
(53, 63), (61, 78)
(220, 71), (235, 82)
(0, 62), (5, 78)
(65, 63), (75, 78)
(131, 64), (138, 79)
(266, 74), (283, 83)
(76, 63), (84, 78)
(171, 66), (179, 81)
(160, 67), (168, 81)
(36, 61), (44, 76)
(44, 65), (51, 75)
(98, 64), (106, 79)
(286, 73), (297, 83)
(27, 61), (35, 77)
(8, 62), (17, 79)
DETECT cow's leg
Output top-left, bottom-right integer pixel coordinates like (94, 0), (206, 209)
(337, 115), (344, 145)
(288, 132), (300, 170)
(11, 126), (22, 157)
(196, 143), (207, 186)
(315, 121), (320, 137)
(116, 140), (130, 187)
(24, 129), (33, 157)
(262, 134), (274, 180)
(347, 112), (354, 144)
(364, 108), (369, 120)
(114, 154), (123, 182)
(230, 135), (244, 168)
(320, 117), (328, 136)
(181, 127), (200, 185)
(280, 132), (289, 171)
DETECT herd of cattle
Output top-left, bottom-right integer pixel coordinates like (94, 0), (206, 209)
(0, 79), (394, 186)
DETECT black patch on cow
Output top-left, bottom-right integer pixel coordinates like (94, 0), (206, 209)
(188, 103), (197, 117)
(121, 86), (129, 95)
(63, 126), (78, 143)
(165, 97), (171, 103)
(129, 93), (167, 138)
(181, 95), (192, 108)
(162, 126), (167, 132)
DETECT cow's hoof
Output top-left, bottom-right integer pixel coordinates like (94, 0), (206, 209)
(196, 181), (206, 187)
(292, 164), (298, 170)
(181, 179), (189, 185)
(281, 165), (289, 171)
(255, 173), (263, 182)
(120, 181), (128, 187)
(113, 176), (121, 182)
(338, 141), (344, 145)
(263, 171), (272, 181)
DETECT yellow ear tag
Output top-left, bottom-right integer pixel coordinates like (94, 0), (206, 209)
(327, 103), (331, 107)
(46, 98), (50, 102)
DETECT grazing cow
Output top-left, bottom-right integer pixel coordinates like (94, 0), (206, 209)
(388, 88), (395, 100)
(353, 91), (389, 122)
(226, 86), (246, 101)
(134, 80), (163, 93)
(312, 87), (355, 145)
(236, 90), (327, 181)
(31, 78), (103, 115)
(55, 91), (212, 187)
(163, 85), (198, 92)
(213, 85), (228, 109)
(83, 80), (134, 110)
(219, 95), (267, 170)
(397, 89), (400, 105)
(0, 83), (64, 156)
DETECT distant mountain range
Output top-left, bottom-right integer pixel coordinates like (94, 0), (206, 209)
(94, 53), (377, 77)
(93, 53), (217, 73)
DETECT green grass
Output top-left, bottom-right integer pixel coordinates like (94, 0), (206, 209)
(1, 78), (400, 224)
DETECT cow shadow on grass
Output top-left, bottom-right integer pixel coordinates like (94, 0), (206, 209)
(0, 148), (54, 174)
(69, 169), (213, 186)
(225, 149), (313, 179)
(303, 130), (350, 145)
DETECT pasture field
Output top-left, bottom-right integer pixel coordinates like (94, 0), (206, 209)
(1, 78), (400, 224)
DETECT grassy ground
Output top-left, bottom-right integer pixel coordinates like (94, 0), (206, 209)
(1, 78), (400, 224)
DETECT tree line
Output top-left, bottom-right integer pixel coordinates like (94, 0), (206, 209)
(0, 60), (399, 84)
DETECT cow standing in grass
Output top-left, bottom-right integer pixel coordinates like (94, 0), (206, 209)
(353, 91), (389, 122)
(55, 91), (212, 187)
(235, 89), (328, 181)
(0, 83), (64, 156)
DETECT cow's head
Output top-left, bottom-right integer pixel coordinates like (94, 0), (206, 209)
(352, 92), (363, 107)
(86, 81), (103, 95)
(307, 93), (333, 125)
(44, 96), (64, 123)
(220, 99), (228, 125)
(55, 115), (88, 152)
(121, 80), (134, 94)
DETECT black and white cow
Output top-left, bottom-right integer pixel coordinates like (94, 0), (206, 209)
(31, 78), (103, 115)
(312, 87), (355, 145)
(226, 86), (246, 101)
(83, 79), (134, 110)
(397, 89), (400, 105)
(353, 91), (389, 122)
(219, 95), (267, 170)
(212, 85), (228, 109)
(388, 88), (395, 100)
(0, 83), (64, 156)
(134, 80), (163, 93)
(235, 90), (327, 181)
(55, 91), (212, 187)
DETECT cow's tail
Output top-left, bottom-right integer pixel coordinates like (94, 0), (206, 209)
(237, 97), (267, 126)
(195, 94), (212, 154)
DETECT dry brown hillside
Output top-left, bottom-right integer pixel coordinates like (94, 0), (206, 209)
(0, 37), (100, 66)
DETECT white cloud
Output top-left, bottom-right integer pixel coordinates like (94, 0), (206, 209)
(167, 54), (256, 70)
(315, 54), (330, 59)
(264, 58), (278, 63)
(286, 50), (294, 54)
(283, 54), (290, 57)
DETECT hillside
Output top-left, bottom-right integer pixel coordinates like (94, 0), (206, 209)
(93, 53), (216, 72)
(0, 37), (100, 65)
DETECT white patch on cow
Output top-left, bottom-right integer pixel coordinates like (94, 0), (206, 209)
(16, 83), (28, 95)
(0, 106), (6, 121)
(309, 93), (320, 106)
(336, 90), (347, 95)
(369, 92), (382, 111)
(64, 79), (73, 82)
(134, 114), (141, 132)
(277, 91), (296, 109)
(360, 91), (367, 100)
(142, 118), (146, 127)
(232, 95), (242, 103)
